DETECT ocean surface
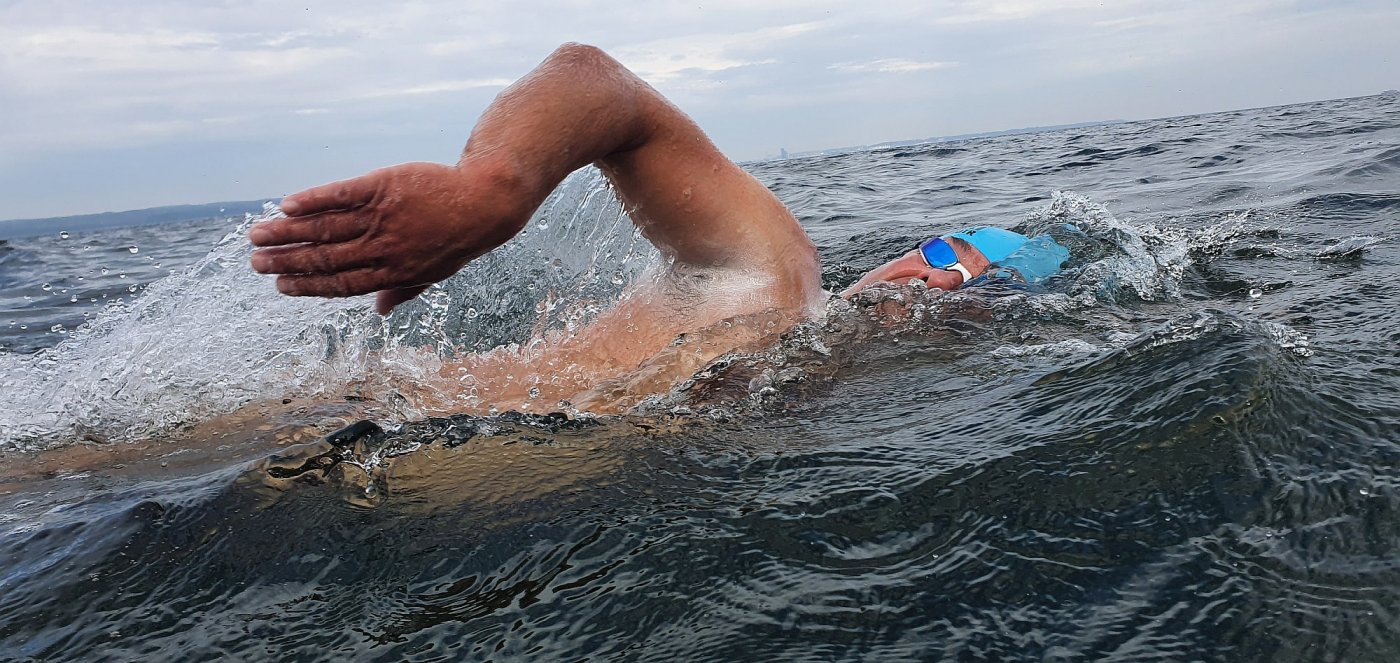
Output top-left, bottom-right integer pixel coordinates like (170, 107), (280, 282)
(1, 93), (1398, 661)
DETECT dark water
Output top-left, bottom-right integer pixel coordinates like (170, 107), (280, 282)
(1, 94), (1398, 661)
(0, 220), (233, 355)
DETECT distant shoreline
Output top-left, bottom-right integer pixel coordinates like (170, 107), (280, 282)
(0, 200), (272, 241)
(771, 120), (1127, 161)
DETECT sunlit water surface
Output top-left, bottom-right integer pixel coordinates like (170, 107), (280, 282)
(1, 94), (1398, 661)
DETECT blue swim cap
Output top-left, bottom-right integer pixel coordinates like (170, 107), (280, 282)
(948, 227), (1030, 263)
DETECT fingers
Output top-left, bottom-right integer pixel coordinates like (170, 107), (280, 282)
(279, 176), (379, 217)
(275, 268), (397, 298)
(375, 285), (431, 315)
(248, 211), (369, 247)
(250, 242), (379, 275)
(249, 175), (379, 246)
(274, 274), (432, 315)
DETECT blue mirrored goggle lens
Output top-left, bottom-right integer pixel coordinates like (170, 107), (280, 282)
(918, 237), (958, 269)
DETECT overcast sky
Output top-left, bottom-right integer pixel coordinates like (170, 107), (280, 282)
(1, 0), (1396, 220)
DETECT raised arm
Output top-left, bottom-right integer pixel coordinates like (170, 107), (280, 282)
(250, 43), (820, 315)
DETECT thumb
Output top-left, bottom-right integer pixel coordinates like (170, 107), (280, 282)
(375, 285), (432, 315)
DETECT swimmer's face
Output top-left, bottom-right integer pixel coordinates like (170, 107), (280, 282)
(840, 238), (990, 298)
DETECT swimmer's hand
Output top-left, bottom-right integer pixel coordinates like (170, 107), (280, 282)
(249, 160), (528, 314)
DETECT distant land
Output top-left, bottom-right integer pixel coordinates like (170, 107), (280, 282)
(0, 200), (272, 241)
(773, 120), (1126, 160)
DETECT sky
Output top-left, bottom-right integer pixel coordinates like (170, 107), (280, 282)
(1, 0), (1397, 220)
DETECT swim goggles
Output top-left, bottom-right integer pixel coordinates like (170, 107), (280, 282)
(917, 237), (973, 284)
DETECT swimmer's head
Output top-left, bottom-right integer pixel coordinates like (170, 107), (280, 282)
(840, 234), (988, 297)
(840, 227), (1032, 298)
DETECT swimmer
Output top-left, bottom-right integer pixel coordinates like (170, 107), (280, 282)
(840, 226), (1068, 297)
(249, 43), (1066, 411)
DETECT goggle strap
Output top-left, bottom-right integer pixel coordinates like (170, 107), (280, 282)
(949, 263), (972, 285)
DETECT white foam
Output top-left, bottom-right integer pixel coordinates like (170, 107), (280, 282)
(990, 338), (1102, 359)
(0, 207), (379, 450)
(0, 170), (654, 451)
(1260, 321), (1315, 357)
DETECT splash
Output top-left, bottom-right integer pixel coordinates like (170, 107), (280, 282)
(653, 192), (1320, 419)
(0, 169), (656, 452)
(1318, 235), (1385, 261)
(0, 206), (379, 451)
(389, 168), (657, 356)
(1016, 191), (1193, 304)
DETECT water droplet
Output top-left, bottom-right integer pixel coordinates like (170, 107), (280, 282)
(128, 246), (139, 254)
(100, 267), (110, 275)
(1248, 288), (1262, 299)
(1360, 487), (1371, 496)
(50, 324), (64, 333)
(466, 307), (479, 319)
(128, 284), (138, 293)
(19, 325), (27, 330)
(528, 387), (541, 398)
(41, 283), (52, 291)
(70, 295), (78, 303)
(59, 231), (70, 240)
(118, 273), (126, 279)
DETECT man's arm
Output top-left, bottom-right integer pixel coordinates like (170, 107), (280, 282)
(250, 43), (821, 315)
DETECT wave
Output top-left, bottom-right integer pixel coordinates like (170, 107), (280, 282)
(0, 180), (1322, 456)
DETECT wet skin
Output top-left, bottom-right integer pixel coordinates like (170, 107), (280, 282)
(246, 43), (990, 415)
(840, 237), (992, 298)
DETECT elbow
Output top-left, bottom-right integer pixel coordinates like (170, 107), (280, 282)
(547, 42), (617, 71)
(544, 42), (655, 147)
(541, 43), (637, 92)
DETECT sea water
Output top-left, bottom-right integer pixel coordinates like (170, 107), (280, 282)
(0, 93), (1397, 661)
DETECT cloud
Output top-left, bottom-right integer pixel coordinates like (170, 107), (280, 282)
(612, 22), (823, 82)
(934, 0), (1152, 25)
(0, 0), (1396, 218)
(353, 78), (515, 99)
(830, 59), (959, 74)
(16, 26), (221, 58)
(2, 25), (353, 105)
